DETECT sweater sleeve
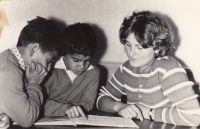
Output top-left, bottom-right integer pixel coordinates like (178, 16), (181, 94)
(153, 67), (200, 126)
(44, 99), (69, 116)
(97, 64), (126, 109)
(73, 69), (100, 112)
(44, 67), (100, 116)
(43, 77), (69, 117)
(0, 67), (43, 128)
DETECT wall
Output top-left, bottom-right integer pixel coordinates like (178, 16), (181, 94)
(0, 0), (200, 83)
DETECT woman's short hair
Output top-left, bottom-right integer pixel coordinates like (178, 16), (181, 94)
(119, 11), (173, 58)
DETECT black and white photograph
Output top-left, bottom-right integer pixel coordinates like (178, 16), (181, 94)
(0, 0), (200, 129)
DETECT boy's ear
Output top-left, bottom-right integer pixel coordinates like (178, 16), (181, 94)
(29, 43), (40, 57)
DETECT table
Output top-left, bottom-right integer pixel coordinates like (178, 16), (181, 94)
(11, 109), (200, 129)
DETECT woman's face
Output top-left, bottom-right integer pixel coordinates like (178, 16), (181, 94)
(124, 34), (155, 71)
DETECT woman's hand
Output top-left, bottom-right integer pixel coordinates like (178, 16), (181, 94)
(0, 114), (10, 129)
(136, 104), (151, 119)
(116, 103), (143, 121)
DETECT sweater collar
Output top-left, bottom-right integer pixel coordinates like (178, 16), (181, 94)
(54, 56), (93, 83)
(9, 46), (25, 70)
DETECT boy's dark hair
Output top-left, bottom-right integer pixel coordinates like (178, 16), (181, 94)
(17, 16), (63, 56)
(61, 23), (97, 56)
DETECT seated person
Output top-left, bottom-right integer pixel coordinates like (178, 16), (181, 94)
(43, 23), (100, 118)
(97, 11), (200, 126)
(0, 17), (63, 127)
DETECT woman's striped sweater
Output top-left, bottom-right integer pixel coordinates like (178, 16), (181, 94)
(97, 56), (200, 126)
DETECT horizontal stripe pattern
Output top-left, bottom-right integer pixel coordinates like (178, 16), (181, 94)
(127, 98), (170, 108)
(124, 84), (161, 93)
(162, 108), (167, 123)
(101, 86), (121, 101)
(109, 80), (126, 95)
(112, 75), (124, 87)
(163, 68), (186, 79)
(177, 108), (200, 114)
(97, 56), (200, 126)
(163, 81), (194, 95)
(123, 67), (166, 78)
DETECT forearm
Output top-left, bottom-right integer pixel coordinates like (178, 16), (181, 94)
(75, 71), (100, 112)
(97, 95), (125, 113)
(44, 99), (69, 116)
(74, 100), (94, 112)
(0, 83), (43, 127)
(153, 107), (200, 126)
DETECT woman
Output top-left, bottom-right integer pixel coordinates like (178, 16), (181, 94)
(97, 11), (200, 126)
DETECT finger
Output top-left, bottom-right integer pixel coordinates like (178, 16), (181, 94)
(47, 63), (52, 72)
(66, 110), (72, 118)
(123, 109), (133, 119)
(0, 121), (6, 128)
(25, 64), (30, 75)
(127, 107), (137, 118)
(69, 109), (76, 118)
(31, 60), (36, 72)
(77, 106), (87, 119)
(36, 64), (42, 74)
(4, 124), (10, 129)
(119, 109), (128, 119)
(120, 111), (129, 119)
(131, 105), (143, 121)
(39, 66), (47, 77)
(72, 106), (79, 117)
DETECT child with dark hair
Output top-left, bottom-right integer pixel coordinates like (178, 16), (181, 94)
(43, 23), (100, 118)
(0, 16), (63, 127)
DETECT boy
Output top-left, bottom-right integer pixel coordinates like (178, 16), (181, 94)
(0, 17), (63, 127)
(43, 23), (100, 118)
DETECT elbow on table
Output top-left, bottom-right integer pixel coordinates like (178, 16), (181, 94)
(16, 117), (36, 128)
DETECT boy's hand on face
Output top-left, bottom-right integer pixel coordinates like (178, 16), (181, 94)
(25, 60), (47, 85)
(117, 103), (143, 121)
(0, 113), (10, 129)
(65, 105), (87, 119)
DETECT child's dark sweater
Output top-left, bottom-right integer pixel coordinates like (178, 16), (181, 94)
(43, 57), (100, 116)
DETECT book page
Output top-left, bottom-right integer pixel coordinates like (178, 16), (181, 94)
(74, 115), (138, 128)
(34, 116), (75, 126)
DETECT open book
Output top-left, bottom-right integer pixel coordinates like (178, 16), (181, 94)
(34, 115), (139, 128)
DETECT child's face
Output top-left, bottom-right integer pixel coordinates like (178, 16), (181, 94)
(32, 49), (58, 71)
(63, 53), (91, 75)
(124, 34), (154, 70)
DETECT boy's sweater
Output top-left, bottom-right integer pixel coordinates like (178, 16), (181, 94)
(43, 57), (100, 116)
(0, 49), (43, 127)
